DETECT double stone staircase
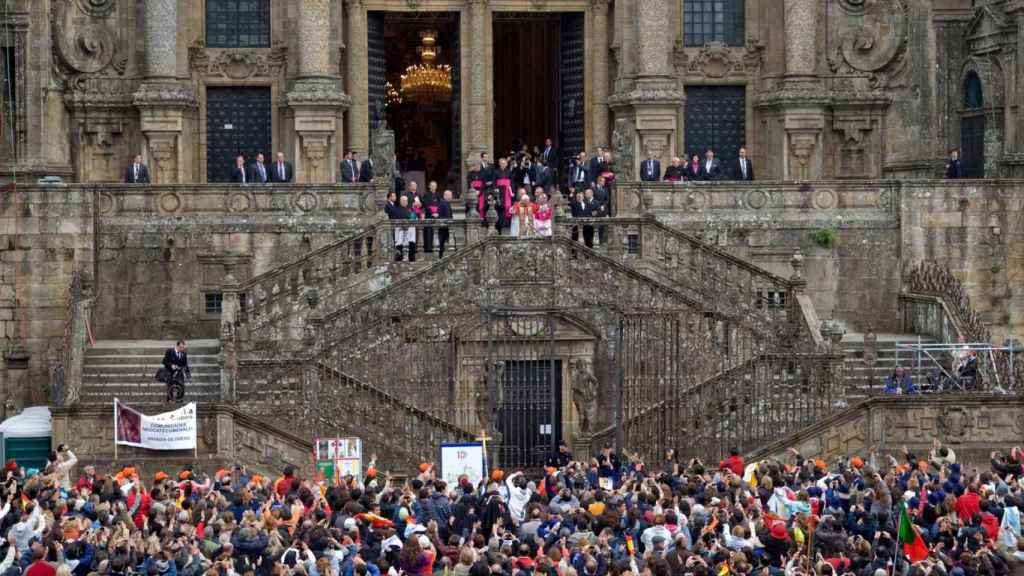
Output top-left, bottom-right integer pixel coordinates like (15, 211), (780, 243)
(80, 340), (222, 406)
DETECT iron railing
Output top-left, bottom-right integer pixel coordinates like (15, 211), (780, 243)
(900, 262), (1022, 390)
(593, 351), (844, 464)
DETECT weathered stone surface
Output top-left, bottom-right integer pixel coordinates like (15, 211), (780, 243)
(749, 395), (1024, 467)
(144, 0), (178, 78)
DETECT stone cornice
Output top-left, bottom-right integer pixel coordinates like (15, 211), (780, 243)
(284, 78), (352, 109)
(133, 82), (198, 108)
(607, 86), (684, 107)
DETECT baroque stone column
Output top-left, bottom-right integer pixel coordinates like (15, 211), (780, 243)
(468, 0), (489, 160)
(346, 0), (369, 157)
(134, 0), (196, 183)
(591, 0), (610, 148)
(784, 0), (817, 78)
(287, 0), (351, 183)
(753, 0), (829, 179)
(606, 0), (682, 180)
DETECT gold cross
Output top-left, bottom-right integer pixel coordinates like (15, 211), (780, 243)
(475, 430), (493, 453)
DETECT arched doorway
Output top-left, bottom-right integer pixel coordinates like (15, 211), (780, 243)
(960, 70), (985, 178)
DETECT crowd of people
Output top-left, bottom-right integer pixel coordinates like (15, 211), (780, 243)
(9, 437), (1024, 576)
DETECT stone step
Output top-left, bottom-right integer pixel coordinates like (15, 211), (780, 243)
(83, 366), (220, 377)
(84, 355), (219, 366)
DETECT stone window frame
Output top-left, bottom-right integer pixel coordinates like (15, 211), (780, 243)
(682, 0), (745, 48)
(205, 0), (272, 49)
(204, 292), (224, 316)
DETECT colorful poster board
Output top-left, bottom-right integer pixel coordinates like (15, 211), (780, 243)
(314, 437), (362, 484)
(440, 442), (485, 488)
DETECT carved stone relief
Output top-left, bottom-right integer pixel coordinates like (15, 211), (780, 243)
(827, 0), (909, 89)
(189, 42), (288, 79)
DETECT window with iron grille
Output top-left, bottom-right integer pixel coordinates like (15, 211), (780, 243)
(684, 0), (745, 47)
(205, 293), (223, 315)
(205, 0), (270, 48)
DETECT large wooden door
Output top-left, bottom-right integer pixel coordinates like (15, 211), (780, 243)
(205, 86), (271, 182)
(684, 86), (746, 166)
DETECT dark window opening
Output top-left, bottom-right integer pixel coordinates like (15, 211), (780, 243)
(684, 0), (745, 47)
(964, 71), (983, 109)
(206, 0), (271, 48)
(1, 46), (15, 159)
(205, 293), (224, 315)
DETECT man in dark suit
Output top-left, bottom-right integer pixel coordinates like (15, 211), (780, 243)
(568, 152), (589, 195)
(250, 152), (269, 183)
(230, 155), (249, 183)
(124, 154), (150, 184)
(270, 151), (293, 183)
(340, 150), (360, 183)
(640, 152), (661, 182)
(360, 155), (375, 182)
(699, 149), (722, 181)
(945, 149), (965, 179)
(162, 340), (190, 379)
(731, 147), (754, 181)
(588, 147), (606, 182)
(539, 137), (557, 168)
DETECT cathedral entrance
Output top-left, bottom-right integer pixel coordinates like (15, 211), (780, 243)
(498, 359), (563, 469)
(492, 12), (585, 173)
(684, 85), (746, 167)
(205, 86), (272, 183)
(369, 12), (460, 189)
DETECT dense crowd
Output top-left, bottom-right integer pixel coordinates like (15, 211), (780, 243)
(8, 438), (1024, 576)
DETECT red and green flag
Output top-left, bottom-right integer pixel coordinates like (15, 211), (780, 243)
(898, 502), (929, 562)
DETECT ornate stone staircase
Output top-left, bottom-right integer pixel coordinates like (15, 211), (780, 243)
(80, 340), (222, 406)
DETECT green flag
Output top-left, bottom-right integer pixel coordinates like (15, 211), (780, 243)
(898, 502), (929, 562)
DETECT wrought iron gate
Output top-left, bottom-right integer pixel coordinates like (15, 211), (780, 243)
(487, 312), (561, 470)
(684, 85), (745, 166)
(206, 86), (272, 182)
(559, 12), (584, 173)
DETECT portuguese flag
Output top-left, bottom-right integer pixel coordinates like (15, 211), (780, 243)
(897, 502), (929, 562)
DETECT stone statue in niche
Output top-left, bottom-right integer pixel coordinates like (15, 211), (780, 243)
(481, 361), (505, 444)
(571, 358), (599, 434)
(371, 120), (396, 184)
(611, 118), (635, 181)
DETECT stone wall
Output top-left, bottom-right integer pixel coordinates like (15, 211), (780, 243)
(900, 181), (1024, 342)
(92, 183), (383, 339)
(51, 403), (314, 479)
(748, 395), (1024, 467)
(634, 179), (1024, 339)
(0, 186), (94, 408)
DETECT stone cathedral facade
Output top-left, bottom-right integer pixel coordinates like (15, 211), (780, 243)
(1, 0), (1022, 184)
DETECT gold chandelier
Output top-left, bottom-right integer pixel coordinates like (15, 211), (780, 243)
(400, 30), (452, 103)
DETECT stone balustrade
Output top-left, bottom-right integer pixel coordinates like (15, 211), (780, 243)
(93, 183), (385, 227)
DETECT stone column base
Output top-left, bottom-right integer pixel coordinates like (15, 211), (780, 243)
(134, 81), (197, 184)
(285, 79), (352, 184)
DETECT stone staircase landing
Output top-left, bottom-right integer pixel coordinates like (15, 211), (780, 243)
(82, 340), (221, 406)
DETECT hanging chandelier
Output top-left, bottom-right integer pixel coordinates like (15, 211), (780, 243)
(400, 30), (452, 103)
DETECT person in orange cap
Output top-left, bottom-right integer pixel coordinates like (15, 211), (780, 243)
(850, 456), (864, 469)
(491, 469), (504, 482)
(154, 471), (168, 483)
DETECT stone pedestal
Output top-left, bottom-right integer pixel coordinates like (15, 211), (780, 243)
(134, 82), (197, 184)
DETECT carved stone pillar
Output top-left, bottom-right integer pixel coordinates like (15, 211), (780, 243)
(468, 0), (489, 158)
(134, 0), (196, 183)
(591, 0), (610, 148)
(752, 0), (829, 179)
(784, 0), (817, 79)
(606, 0), (681, 179)
(346, 0), (369, 157)
(287, 0), (351, 183)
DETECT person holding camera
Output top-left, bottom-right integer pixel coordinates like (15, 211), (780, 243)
(48, 443), (77, 490)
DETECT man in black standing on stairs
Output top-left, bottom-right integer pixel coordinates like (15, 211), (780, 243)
(161, 340), (190, 401)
